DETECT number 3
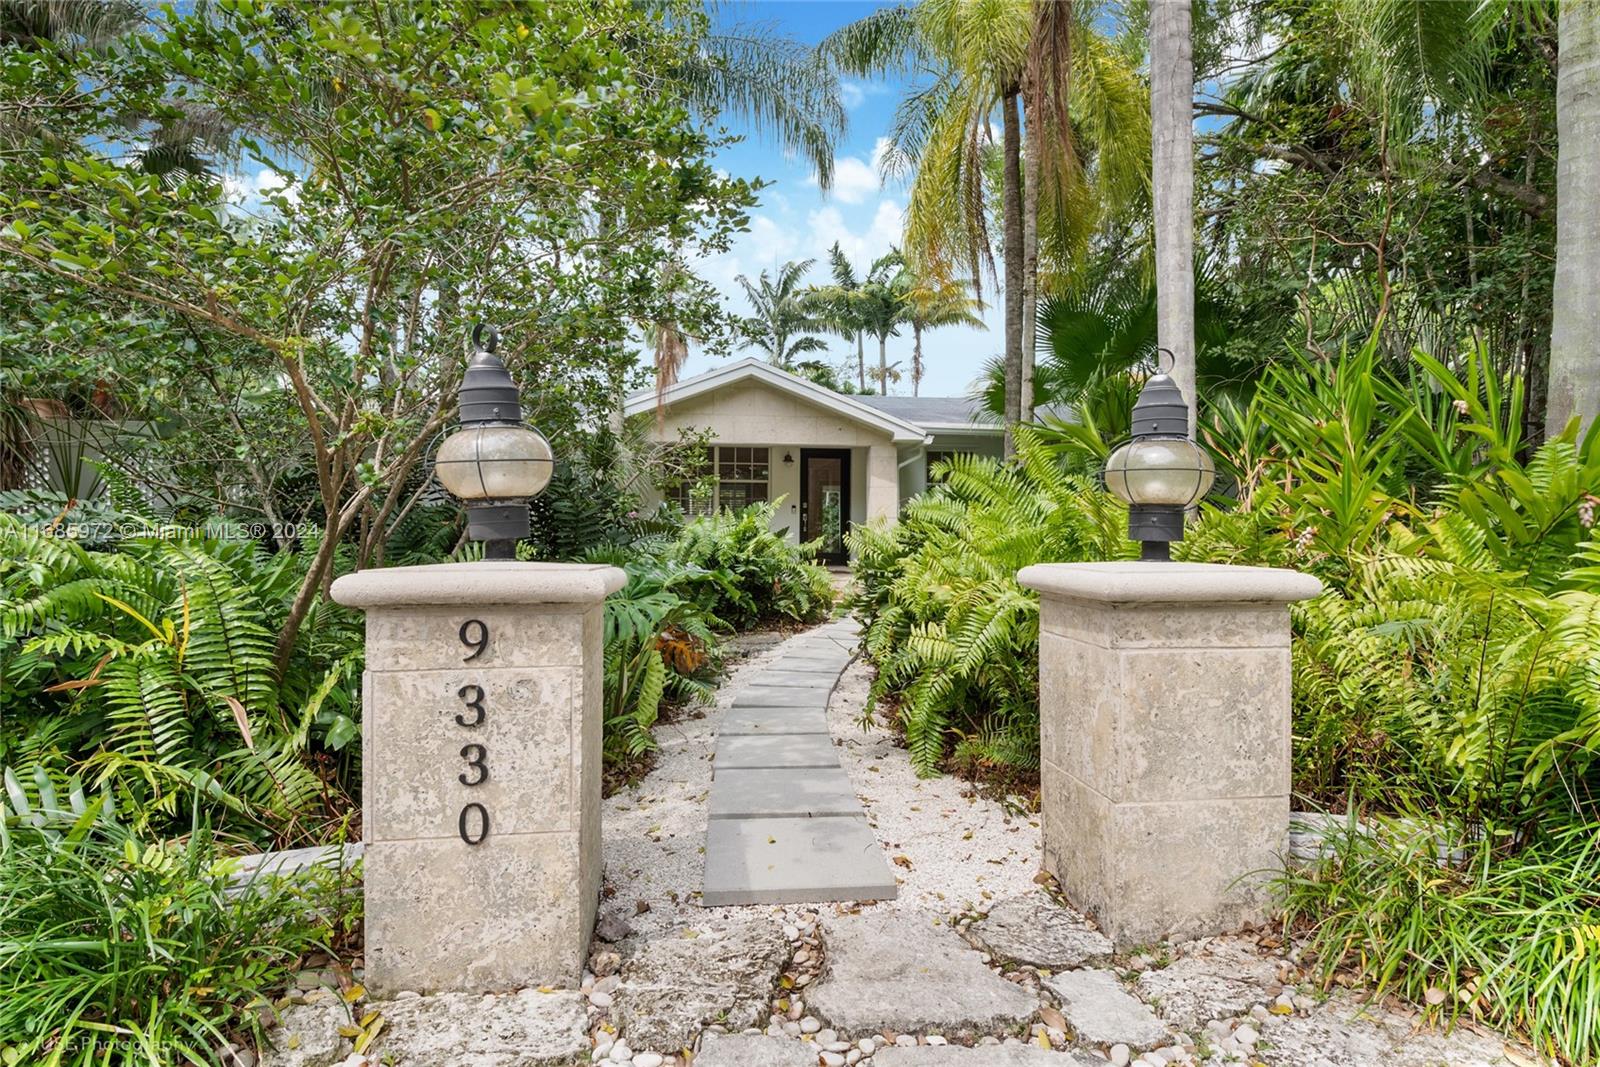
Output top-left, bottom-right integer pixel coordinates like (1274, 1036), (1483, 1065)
(458, 743), (488, 786)
(456, 684), (485, 727)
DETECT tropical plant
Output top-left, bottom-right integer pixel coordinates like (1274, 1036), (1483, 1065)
(0, 516), (362, 845)
(848, 430), (1127, 776)
(0, 796), (358, 1067)
(806, 242), (873, 391)
(894, 256), (985, 396)
(668, 500), (835, 629)
(592, 556), (722, 761)
(735, 259), (831, 368)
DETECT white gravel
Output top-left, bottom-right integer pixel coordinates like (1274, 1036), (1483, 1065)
(826, 651), (1044, 919)
(601, 618), (1042, 936)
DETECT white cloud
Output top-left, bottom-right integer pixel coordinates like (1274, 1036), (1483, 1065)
(222, 167), (300, 213)
(839, 79), (888, 111)
(810, 137), (891, 204)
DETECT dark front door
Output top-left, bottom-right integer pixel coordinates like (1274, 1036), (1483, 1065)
(800, 448), (851, 565)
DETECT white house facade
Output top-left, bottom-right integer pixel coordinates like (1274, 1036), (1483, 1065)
(622, 358), (1003, 563)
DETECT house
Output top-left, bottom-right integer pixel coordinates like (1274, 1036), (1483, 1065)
(622, 357), (1003, 563)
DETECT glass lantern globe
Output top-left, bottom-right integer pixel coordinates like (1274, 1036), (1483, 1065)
(1103, 436), (1215, 508)
(435, 424), (554, 501)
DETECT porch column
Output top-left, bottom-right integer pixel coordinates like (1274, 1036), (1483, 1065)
(332, 561), (624, 994)
(1017, 562), (1321, 947)
(865, 443), (898, 522)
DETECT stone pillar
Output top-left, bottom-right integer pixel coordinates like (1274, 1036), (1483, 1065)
(865, 443), (899, 522)
(1017, 562), (1321, 947)
(331, 561), (625, 995)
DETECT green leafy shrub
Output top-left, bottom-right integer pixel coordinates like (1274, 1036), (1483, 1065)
(0, 789), (356, 1067)
(668, 500), (834, 628)
(847, 433), (1126, 776)
(0, 517), (362, 846)
(595, 555), (722, 761)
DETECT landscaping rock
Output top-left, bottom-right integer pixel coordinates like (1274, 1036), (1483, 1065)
(1257, 990), (1522, 1067)
(806, 911), (1039, 1036)
(691, 1032), (821, 1067)
(967, 892), (1113, 969)
(873, 1048), (1104, 1066)
(258, 990), (349, 1067)
(1042, 969), (1167, 1048)
(368, 988), (588, 1066)
(611, 918), (790, 1050)
(1133, 941), (1279, 1029)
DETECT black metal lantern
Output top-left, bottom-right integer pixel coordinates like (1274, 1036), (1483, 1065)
(1102, 354), (1214, 561)
(434, 324), (554, 559)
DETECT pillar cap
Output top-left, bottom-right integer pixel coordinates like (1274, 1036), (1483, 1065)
(332, 561), (626, 609)
(1018, 561), (1321, 604)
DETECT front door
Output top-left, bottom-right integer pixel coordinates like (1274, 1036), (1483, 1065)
(800, 449), (851, 566)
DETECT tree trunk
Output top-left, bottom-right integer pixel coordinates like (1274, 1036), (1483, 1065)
(856, 330), (866, 391)
(1021, 100), (1039, 427)
(878, 335), (888, 395)
(1549, 0), (1600, 439)
(1152, 0), (1196, 434)
(913, 323), (923, 397)
(1001, 89), (1025, 456)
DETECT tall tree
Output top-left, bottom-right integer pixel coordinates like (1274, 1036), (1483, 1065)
(808, 242), (871, 389)
(1550, 0), (1600, 437)
(1151, 0), (1196, 433)
(898, 262), (986, 396)
(735, 260), (830, 367)
(857, 252), (910, 395)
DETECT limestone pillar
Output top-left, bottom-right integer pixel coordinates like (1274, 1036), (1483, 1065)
(331, 561), (625, 994)
(1017, 562), (1321, 947)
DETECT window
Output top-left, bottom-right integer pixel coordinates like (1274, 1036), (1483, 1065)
(665, 446), (769, 514)
(926, 449), (972, 482)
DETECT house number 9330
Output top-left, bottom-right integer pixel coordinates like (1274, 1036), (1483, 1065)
(455, 619), (490, 845)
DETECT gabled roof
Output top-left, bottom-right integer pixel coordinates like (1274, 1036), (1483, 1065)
(853, 395), (1001, 434)
(622, 358), (931, 444)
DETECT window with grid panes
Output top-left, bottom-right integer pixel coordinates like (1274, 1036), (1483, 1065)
(664, 446), (769, 513)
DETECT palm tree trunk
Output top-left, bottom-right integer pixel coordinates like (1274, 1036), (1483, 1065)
(878, 335), (888, 395)
(1549, 0), (1600, 438)
(1001, 89), (1025, 456)
(913, 323), (923, 397)
(1021, 96), (1039, 427)
(856, 330), (866, 391)
(1152, 0), (1195, 434)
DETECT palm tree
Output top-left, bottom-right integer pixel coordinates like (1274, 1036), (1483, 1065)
(1550, 0), (1600, 436)
(897, 260), (986, 396)
(823, 1), (1147, 450)
(735, 259), (830, 368)
(807, 242), (872, 390)
(1151, 0), (1195, 434)
(856, 253), (911, 395)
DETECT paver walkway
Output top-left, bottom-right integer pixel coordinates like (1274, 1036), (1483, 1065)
(701, 617), (898, 906)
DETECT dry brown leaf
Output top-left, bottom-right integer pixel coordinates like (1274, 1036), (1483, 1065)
(223, 695), (255, 751)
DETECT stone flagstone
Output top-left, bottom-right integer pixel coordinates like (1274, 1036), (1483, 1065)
(873, 1048), (1106, 1067)
(807, 911), (1038, 1036)
(967, 892), (1113, 969)
(1131, 942), (1279, 1030)
(715, 732), (838, 769)
(718, 706), (830, 735)
(611, 917), (791, 1051)
(708, 766), (860, 819)
(702, 619), (895, 906)
(701, 816), (896, 905)
(735, 685), (832, 708)
(691, 1032), (820, 1067)
(1042, 968), (1168, 1049)
(745, 669), (837, 688)
(366, 988), (589, 1067)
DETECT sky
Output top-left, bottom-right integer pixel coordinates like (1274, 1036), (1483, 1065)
(688, 1), (999, 399)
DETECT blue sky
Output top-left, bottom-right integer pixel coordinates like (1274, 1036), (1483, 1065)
(688, 1), (999, 398)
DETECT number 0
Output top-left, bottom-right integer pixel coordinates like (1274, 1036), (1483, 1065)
(458, 802), (489, 845)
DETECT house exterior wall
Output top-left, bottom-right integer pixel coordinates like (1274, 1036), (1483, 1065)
(634, 379), (902, 548)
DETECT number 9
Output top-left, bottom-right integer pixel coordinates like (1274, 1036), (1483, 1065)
(459, 618), (488, 661)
